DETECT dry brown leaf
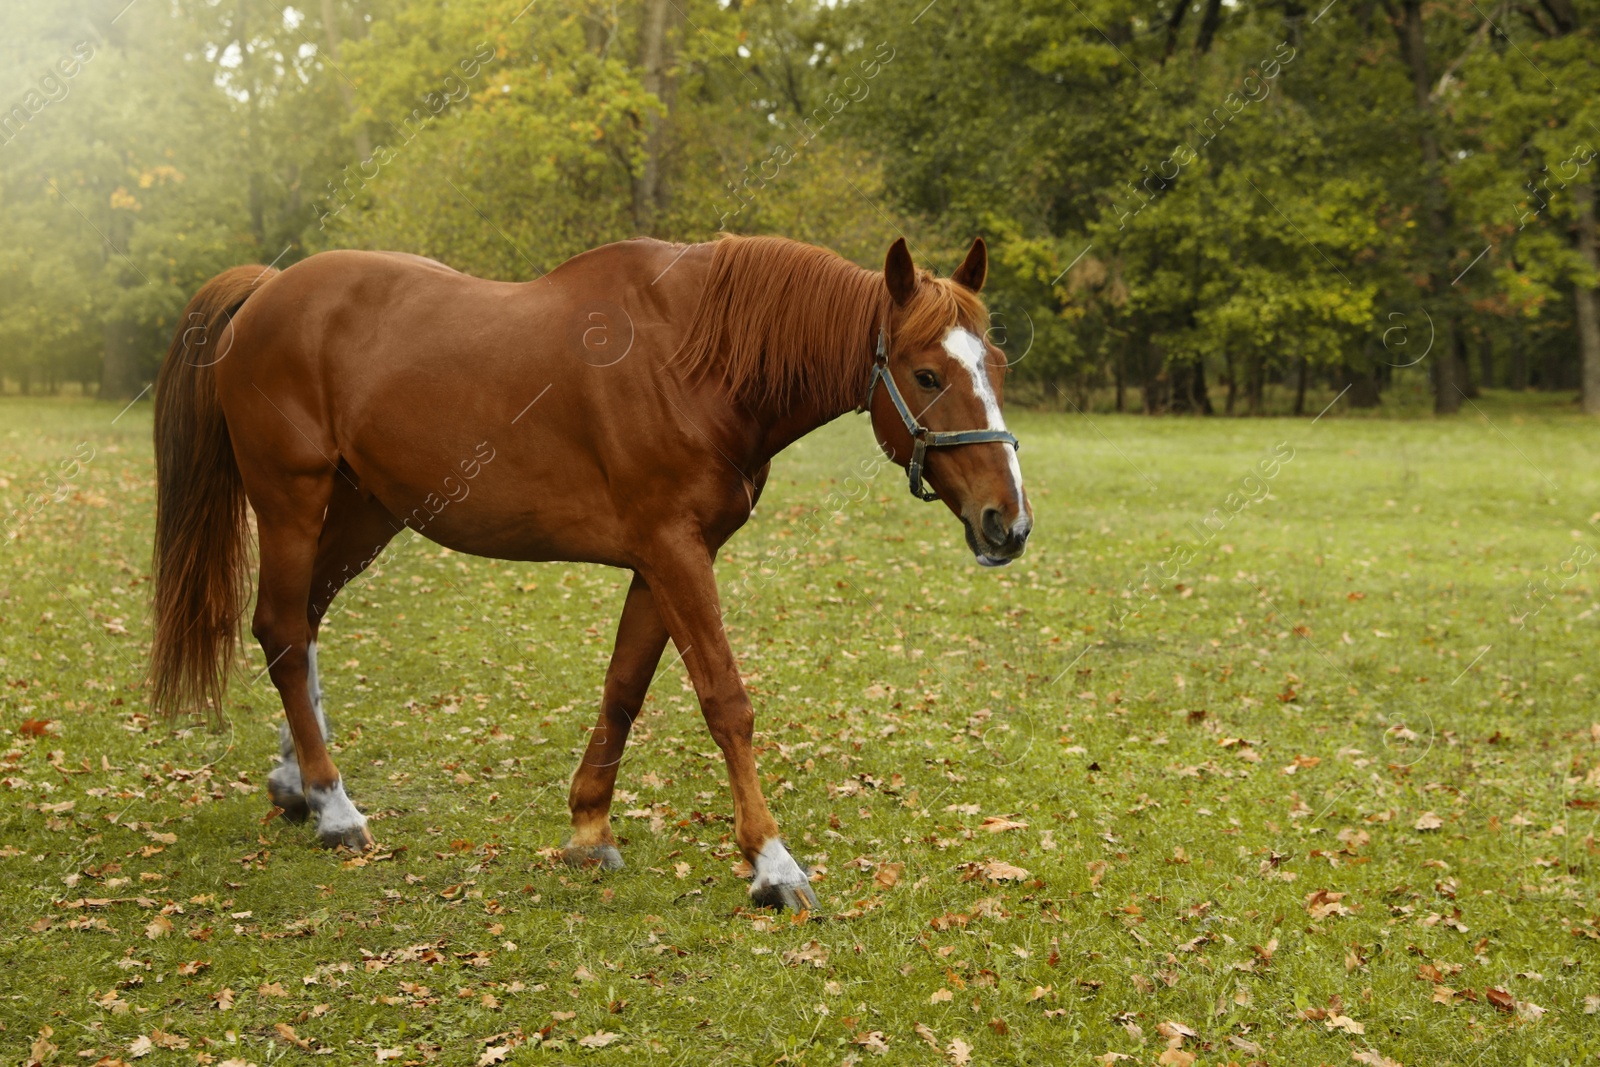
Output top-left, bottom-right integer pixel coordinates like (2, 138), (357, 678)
(577, 1031), (617, 1049)
(981, 816), (1029, 833)
(273, 1024), (310, 1050)
(1325, 1013), (1365, 1034)
(854, 1030), (889, 1055)
(1156, 1020), (1198, 1042)
(1413, 811), (1443, 831)
(782, 941), (829, 968)
(873, 862), (904, 889)
(1351, 1052), (1402, 1067)
(914, 1023), (939, 1048)
(946, 1037), (972, 1065)
(1305, 889), (1353, 919)
(29, 1026), (56, 1066)
(981, 859), (1029, 883)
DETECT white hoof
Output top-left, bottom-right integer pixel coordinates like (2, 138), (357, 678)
(308, 781), (371, 850)
(749, 839), (817, 912)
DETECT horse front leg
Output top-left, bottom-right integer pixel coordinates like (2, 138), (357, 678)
(642, 544), (818, 912)
(563, 573), (668, 870)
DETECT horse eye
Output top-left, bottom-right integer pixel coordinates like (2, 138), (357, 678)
(914, 371), (940, 390)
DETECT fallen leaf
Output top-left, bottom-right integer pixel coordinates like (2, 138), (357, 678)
(1325, 1013), (1365, 1034)
(930, 989), (953, 1003)
(1414, 811), (1443, 831)
(782, 941), (829, 968)
(980, 859), (1029, 883)
(1305, 889), (1353, 919)
(577, 1031), (617, 1048)
(29, 1026), (57, 1065)
(873, 862), (904, 889)
(1351, 1052), (1401, 1067)
(273, 1024), (310, 1050)
(1156, 1020), (1198, 1042)
(946, 1037), (972, 1065)
(143, 916), (172, 940)
(854, 1030), (889, 1055)
(914, 1023), (939, 1048)
(1485, 987), (1516, 1013)
(478, 1046), (511, 1066)
(981, 816), (1029, 833)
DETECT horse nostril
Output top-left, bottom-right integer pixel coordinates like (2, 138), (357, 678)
(981, 507), (1008, 546)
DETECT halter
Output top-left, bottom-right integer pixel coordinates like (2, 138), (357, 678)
(862, 327), (1020, 502)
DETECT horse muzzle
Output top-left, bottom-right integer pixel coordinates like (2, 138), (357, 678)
(965, 508), (1031, 567)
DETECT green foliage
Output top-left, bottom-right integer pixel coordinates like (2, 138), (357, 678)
(1, 1), (1598, 407)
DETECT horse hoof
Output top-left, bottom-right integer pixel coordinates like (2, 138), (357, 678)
(750, 876), (819, 913)
(562, 843), (624, 870)
(317, 821), (374, 851)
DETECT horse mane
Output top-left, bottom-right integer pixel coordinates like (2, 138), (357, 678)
(672, 235), (988, 414)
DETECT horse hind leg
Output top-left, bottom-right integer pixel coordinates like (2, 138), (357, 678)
(563, 573), (668, 870)
(266, 638), (331, 822)
(269, 472), (402, 823)
(248, 461), (374, 849)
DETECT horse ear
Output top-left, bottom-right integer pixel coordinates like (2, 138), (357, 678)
(884, 238), (917, 307)
(951, 237), (987, 292)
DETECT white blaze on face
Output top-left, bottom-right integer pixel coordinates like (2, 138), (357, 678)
(942, 327), (1025, 502)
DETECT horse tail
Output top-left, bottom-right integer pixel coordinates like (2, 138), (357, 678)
(149, 264), (278, 718)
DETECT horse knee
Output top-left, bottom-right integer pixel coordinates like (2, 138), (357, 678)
(704, 701), (754, 751)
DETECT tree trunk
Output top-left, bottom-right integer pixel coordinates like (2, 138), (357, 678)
(633, 0), (678, 234)
(1478, 332), (1494, 390)
(1114, 343), (1126, 412)
(1455, 327), (1478, 399)
(100, 317), (140, 400)
(1433, 319), (1458, 409)
(1163, 0), (1188, 61)
(1392, 0), (1460, 413)
(1509, 322), (1528, 389)
(1195, 0), (1225, 54)
(1293, 353), (1308, 415)
(321, 0), (372, 162)
(1574, 181), (1600, 414)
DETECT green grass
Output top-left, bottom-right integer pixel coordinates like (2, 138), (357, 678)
(2, 393), (1599, 1066)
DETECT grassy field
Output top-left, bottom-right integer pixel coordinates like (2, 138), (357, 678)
(2, 392), (1599, 1067)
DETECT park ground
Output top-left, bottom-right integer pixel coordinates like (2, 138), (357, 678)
(1, 392), (1598, 1066)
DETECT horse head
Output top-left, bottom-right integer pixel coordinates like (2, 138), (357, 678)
(867, 237), (1033, 566)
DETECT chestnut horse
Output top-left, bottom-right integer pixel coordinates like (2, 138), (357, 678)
(149, 234), (1031, 910)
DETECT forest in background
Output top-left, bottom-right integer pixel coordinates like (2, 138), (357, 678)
(0, 0), (1597, 415)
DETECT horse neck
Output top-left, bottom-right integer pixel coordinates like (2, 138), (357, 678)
(748, 386), (865, 465)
